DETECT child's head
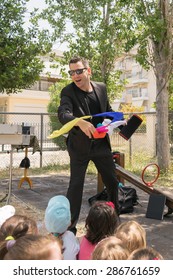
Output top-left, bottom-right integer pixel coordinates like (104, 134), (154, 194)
(44, 195), (71, 235)
(4, 234), (63, 260)
(0, 214), (38, 259)
(115, 220), (146, 253)
(128, 246), (164, 260)
(85, 201), (120, 244)
(0, 214), (38, 242)
(92, 235), (130, 260)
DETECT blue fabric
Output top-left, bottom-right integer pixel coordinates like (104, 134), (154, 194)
(92, 112), (124, 123)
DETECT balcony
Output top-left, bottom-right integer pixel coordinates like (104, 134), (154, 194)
(132, 78), (148, 84)
(132, 93), (149, 101)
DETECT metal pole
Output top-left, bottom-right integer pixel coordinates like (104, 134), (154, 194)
(40, 114), (43, 168)
(6, 146), (13, 204)
(129, 137), (132, 167)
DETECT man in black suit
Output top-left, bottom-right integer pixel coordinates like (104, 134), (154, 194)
(58, 57), (119, 234)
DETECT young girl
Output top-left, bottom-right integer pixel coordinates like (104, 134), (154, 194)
(78, 201), (120, 260)
(92, 235), (130, 260)
(0, 214), (38, 241)
(115, 220), (146, 254)
(0, 214), (38, 259)
(44, 195), (80, 260)
(3, 234), (63, 260)
(128, 246), (164, 260)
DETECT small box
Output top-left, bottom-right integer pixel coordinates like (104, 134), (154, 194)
(146, 193), (166, 220)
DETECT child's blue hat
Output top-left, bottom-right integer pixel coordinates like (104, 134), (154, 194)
(44, 195), (71, 234)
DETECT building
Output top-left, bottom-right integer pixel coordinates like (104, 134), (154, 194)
(0, 50), (64, 124)
(112, 46), (156, 112)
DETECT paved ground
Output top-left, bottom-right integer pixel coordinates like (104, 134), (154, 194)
(0, 172), (173, 259)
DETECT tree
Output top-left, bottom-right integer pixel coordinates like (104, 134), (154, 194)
(168, 75), (173, 147)
(169, 75), (173, 110)
(121, 0), (173, 171)
(40, 0), (129, 102)
(41, 0), (173, 170)
(47, 78), (70, 150)
(0, 0), (52, 94)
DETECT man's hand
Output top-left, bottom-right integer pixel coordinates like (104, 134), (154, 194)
(77, 119), (96, 138)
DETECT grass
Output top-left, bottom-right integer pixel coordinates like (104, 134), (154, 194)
(0, 164), (70, 180)
(125, 152), (173, 188)
(0, 155), (173, 188)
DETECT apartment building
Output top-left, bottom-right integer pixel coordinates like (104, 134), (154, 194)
(112, 48), (156, 112)
(0, 50), (64, 124)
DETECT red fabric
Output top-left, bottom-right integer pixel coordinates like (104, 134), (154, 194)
(78, 236), (97, 260)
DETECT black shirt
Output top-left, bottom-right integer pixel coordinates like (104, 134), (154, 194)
(82, 89), (102, 127)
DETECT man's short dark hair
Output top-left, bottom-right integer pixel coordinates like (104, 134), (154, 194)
(69, 57), (89, 68)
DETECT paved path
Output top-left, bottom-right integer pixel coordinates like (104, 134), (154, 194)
(0, 173), (173, 259)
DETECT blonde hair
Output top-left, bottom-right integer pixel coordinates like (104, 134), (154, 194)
(115, 220), (146, 253)
(128, 246), (164, 260)
(92, 236), (130, 260)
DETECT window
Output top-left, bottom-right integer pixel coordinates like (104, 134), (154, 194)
(127, 88), (138, 97)
(125, 71), (132, 79)
(127, 87), (148, 98)
(0, 106), (6, 123)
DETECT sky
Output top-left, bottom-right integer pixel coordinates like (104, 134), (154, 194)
(26, 0), (46, 11)
(25, 0), (72, 51)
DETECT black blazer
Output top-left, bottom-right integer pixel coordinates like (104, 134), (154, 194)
(58, 81), (113, 157)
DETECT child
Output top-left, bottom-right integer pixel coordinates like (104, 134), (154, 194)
(0, 214), (38, 242)
(92, 235), (130, 260)
(3, 234), (63, 260)
(115, 220), (146, 254)
(78, 201), (120, 260)
(44, 195), (80, 260)
(128, 246), (164, 260)
(0, 214), (38, 259)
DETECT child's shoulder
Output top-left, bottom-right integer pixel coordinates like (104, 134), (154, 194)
(62, 230), (79, 241)
(62, 231), (80, 259)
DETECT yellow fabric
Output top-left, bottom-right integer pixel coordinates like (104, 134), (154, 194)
(5, 235), (14, 241)
(48, 116), (91, 139)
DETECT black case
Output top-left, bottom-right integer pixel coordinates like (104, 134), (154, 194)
(119, 114), (143, 140)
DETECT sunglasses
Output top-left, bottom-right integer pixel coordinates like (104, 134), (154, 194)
(68, 68), (87, 76)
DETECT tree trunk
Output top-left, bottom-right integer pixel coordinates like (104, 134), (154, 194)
(156, 74), (170, 171)
(151, 0), (172, 171)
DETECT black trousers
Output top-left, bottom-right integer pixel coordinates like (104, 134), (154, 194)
(66, 139), (119, 234)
